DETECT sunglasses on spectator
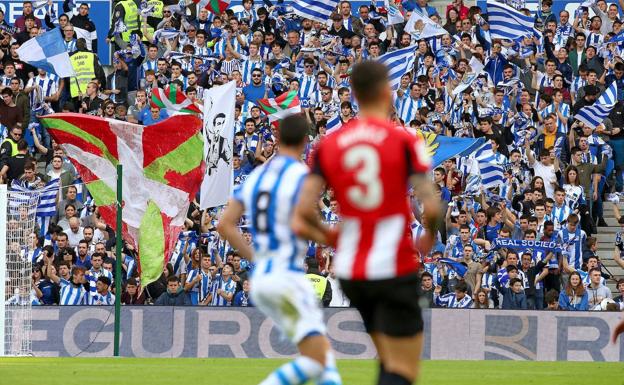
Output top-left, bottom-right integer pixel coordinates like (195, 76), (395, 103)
(252, 74), (262, 77)
(304, 64), (314, 68)
(321, 92), (330, 95)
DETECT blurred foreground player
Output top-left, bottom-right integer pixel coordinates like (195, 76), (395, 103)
(218, 115), (342, 385)
(293, 61), (440, 385)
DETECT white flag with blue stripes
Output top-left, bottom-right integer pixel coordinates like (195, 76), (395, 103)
(291, 0), (339, 23)
(472, 143), (504, 189)
(10, 178), (60, 217)
(486, 1), (535, 41)
(377, 45), (417, 90)
(574, 81), (618, 129)
(16, 29), (76, 77)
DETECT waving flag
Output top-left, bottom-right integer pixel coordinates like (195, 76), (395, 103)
(574, 81), (618, 129)
(150, 83), (201, 115)
(415, 131), (485, 167)
(10, 178), (60, 236)
(193, 0), (230, 15)
(16, 29), (76, 77)
(292, 0), (339, 23)
(40, 114), (205, 286)
(439, 258), (468, 277)
(486, 1), (535, 41)
(473, 142), (504, 189)
(384, 0), (404, 25)
(256, 90), (302, 126)
(377, 45), (417, 90)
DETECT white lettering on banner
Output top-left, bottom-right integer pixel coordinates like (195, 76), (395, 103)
(258, 316), (297, 359)
(325, 310), (376, 359)
(30, 308), (624, 360)
(31, 308), (60, 357)
(196, 310), (250, 358)
(63, 308), (115, 357)
(130, 308), (185, 357)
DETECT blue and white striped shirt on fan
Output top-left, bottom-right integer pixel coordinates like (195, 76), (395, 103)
(88, 291), (115, 305)
(434, 292), (473, 308)
(240, 56), (264, 84)
(86, 268), (114, 295)
(211, 275), (237, 306)
(59, 278), (87, 305)
(557, 226), (586, 271)
(26, 75), (58, 105)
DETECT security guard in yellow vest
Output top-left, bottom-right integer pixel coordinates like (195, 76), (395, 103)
(69, 39), (105, 99)
(0, 126), (22, 166)
(108, 0), (140, 43)
(304, 257), (332, 307)
(141, 0), (163, 39)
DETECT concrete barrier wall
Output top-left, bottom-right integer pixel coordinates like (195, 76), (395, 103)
(30, 307), (624, 361)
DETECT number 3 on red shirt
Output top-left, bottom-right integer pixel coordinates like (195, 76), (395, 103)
(343, 144), (383, 210)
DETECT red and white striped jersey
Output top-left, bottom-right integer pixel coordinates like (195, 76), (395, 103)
(312, 117), (430, 281)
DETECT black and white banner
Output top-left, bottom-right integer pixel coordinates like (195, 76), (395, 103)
(200, 81), (236, 209)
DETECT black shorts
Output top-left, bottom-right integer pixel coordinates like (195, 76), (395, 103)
(339, 273), (423, 337)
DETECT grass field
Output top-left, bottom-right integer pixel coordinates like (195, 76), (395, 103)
(0, 358), (623, 385)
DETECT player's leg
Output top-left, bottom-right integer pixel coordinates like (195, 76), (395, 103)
(375, 333), (424, 385)
(251, 272), (339, 385)
(372, 275), (424, 385)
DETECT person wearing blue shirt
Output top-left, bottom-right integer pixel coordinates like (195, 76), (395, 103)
(243, 68), (274, 105)
(141, 105), (168, 125)
(558, 272), (589, 310)
(402, 0), (438, 16)
(233, 279), (253, 306)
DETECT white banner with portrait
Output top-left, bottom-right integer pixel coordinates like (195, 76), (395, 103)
(200, 81), (236, 209)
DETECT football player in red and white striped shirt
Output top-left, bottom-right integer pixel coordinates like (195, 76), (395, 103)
(293, 61), (441, 385)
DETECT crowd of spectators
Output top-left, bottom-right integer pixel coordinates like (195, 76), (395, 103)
(2, 0), (624, 310)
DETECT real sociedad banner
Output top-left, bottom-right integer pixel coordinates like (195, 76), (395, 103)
(493, 238), (563, 253)
(0, 0), (111, 64)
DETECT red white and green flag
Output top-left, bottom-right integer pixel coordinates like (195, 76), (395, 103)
(150, 83), (201, 115)
(40, 114), (205, 286)
(193, 0), (230, 15)
(256, 91), (302, 126)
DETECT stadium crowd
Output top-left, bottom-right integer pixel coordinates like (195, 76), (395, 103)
(2, 0), (624, 310)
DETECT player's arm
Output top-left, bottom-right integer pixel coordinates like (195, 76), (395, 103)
(217, 199), (253, 261)
(292, 174), (336, 247)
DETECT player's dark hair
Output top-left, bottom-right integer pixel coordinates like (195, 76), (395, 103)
(350, 61), (389, 105)
(280, 114), (309, 147)
(97, 276), (111, 286)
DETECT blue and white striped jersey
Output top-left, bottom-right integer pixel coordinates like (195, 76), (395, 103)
(59, 278), (87, 305)
(557, 227), (586, 271)
(88, 291), (115, 305)
(210, 275), (237, 306)
(434, 292), (473, 308)
(86, 268), (114, 295)
(233, 155), (308, 272)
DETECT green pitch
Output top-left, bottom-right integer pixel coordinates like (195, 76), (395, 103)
(0, 358), (622, 385)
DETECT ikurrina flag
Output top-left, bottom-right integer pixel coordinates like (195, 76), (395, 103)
(150, 83), (201, 115)
(193, 0), (230, 15)
(40, 114), (205, 286)
(256, 90), (302, 127)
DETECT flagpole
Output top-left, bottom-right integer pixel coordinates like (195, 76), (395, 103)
(113, 164), (123, 357)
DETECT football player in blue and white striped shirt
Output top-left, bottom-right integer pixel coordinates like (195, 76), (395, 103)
(218, 115), (341, 385)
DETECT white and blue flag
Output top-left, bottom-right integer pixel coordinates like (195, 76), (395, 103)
(16, 29), (76, 77)
(291, 0), (339, 24)
(472, 143), (505, 189)
(377, 45), (417, 90)
(486, 1), (535, 41)
(574, 81), (618, 129)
